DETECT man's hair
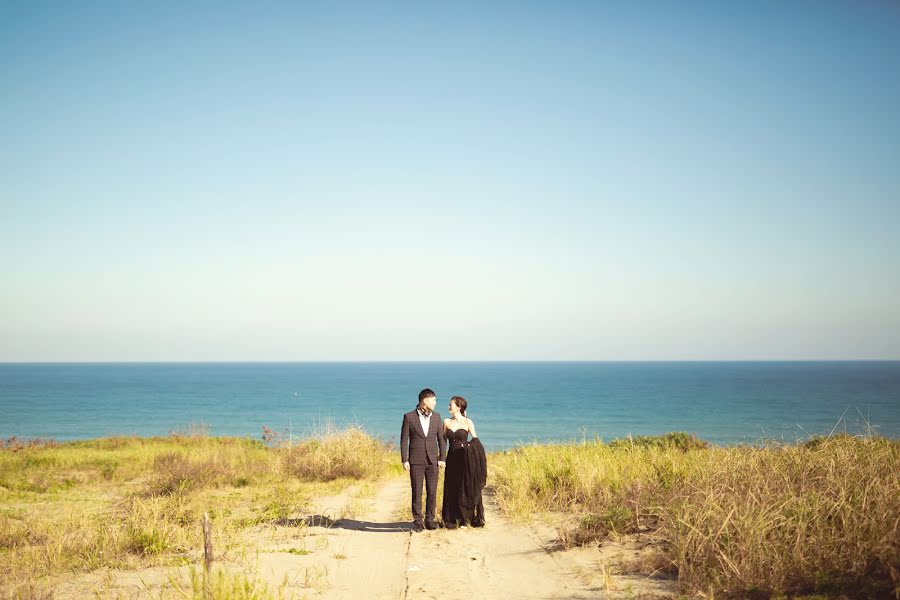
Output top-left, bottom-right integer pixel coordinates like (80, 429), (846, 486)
(418, 388), (436, 404)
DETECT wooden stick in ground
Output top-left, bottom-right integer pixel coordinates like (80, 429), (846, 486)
(203, 512), (213, 571)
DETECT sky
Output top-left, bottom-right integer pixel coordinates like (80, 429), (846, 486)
(1, 1), (899, 361)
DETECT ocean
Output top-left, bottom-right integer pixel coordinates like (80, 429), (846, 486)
(2, 362), (899, 451)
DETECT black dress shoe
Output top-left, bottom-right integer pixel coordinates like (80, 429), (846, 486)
(412, 521), (425, 532)
(424, 520), (438, 530)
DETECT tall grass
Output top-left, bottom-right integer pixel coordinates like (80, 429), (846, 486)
(491, 433), (900, 598)
(0, 427), (395, 596)
(277, 425), (393, 481)
(174, 566), (289, 600)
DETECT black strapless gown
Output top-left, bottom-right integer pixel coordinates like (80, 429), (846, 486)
(441, 428), (485, 528)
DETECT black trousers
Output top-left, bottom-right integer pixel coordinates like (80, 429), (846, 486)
(409, 462), (438, 523)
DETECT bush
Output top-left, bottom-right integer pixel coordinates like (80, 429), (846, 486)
(123, 495), (191, 556)
(277, 427), (391, 481)
(146, 444), (269, 496)
(148, 452), (219, 495)
(608, 432), (709, 451)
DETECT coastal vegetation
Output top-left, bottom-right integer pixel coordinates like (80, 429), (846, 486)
(0, 426), (397, 599)
(4, 427), (898, 599)
(491, 432), (900, 598)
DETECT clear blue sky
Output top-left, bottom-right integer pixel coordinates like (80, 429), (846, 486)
(1, 1), (899, 361)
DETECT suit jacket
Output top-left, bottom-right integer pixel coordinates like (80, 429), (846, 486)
(461, 438), (487, 515)
(400, 409), (447, 465)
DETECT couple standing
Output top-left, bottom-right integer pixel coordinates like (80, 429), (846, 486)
(400, 388), (487, 532)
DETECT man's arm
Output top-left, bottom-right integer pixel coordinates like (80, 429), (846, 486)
(400, 414), (410, 469)
(437, 414), (447, 462)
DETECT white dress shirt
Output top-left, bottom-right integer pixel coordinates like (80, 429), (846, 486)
(418, 408), (430, 436)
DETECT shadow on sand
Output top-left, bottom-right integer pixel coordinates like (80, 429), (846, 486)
(275, 514), (415, 533)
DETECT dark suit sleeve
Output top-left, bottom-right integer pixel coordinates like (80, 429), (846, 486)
(400, 413), (410, 463)
(438, 414), (447, 461)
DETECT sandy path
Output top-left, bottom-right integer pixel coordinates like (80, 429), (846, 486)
(317, 477), (410, 598)
(300, 478), (676, 599)
(404, 487), (590, 599)
(254, 477), (413, 598)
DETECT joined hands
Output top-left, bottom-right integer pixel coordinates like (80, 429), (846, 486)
(402, 461), (446, 470)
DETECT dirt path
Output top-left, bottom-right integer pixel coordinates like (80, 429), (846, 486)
(253, 477), (412, 599)
(403, 486), (589, 599)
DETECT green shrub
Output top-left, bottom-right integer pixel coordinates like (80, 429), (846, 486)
(608, 432), (709, 451)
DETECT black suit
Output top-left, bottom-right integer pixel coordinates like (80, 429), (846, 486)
(401, 408), (446, 524)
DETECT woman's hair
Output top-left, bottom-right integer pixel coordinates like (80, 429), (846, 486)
(450, 395), (468, 417)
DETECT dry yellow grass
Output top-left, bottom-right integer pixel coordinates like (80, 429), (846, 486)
(0, 427), (396, 598)
(490, 433), (900, 599)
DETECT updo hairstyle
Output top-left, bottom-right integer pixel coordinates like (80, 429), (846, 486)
(450, 395), (468, 417)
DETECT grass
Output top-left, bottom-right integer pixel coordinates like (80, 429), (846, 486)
(143, 565), (293, 600)
(7, 425), (895, 598)
(490, 432), (900, 599)
(0, 426), (395, 597)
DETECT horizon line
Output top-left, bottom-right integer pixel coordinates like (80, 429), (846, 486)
(2, 359), (900, 365)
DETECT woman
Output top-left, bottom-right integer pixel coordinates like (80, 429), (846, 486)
(441, 395), (487, 528)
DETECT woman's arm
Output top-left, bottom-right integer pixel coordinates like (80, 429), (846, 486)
(468, 418), (477, 438)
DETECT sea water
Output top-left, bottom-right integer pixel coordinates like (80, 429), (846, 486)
(2, 362), (899, 451)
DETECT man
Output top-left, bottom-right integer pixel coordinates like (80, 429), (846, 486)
(400, 388), (446, 531)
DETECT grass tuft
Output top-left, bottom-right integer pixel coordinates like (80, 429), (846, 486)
(0, 581), (54, 600)
(176, 566), (287, 600)
(276, 426), (393, 481)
